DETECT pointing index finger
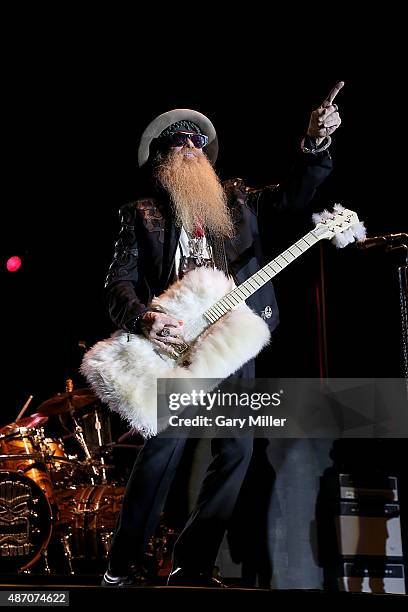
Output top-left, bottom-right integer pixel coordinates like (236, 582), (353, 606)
(323, 81), (345, 106)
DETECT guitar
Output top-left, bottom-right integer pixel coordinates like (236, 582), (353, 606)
(81, 205), (366, 437)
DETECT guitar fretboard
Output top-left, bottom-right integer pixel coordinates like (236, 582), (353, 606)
(204, 229), (321, 324)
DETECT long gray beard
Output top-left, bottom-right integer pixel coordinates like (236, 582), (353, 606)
(155, 150), (235, 239)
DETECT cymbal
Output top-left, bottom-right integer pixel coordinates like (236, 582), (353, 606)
(37, 388), (97, 416)
(0, 413), (48, 435)
(16, 413), (49, 429)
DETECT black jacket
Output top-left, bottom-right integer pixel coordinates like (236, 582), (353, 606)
(105, 149), (332, 334)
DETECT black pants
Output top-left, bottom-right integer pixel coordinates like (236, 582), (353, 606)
(108, 360), (255, 576)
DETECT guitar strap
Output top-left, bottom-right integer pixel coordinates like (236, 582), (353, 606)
(208, 233), (230, 277)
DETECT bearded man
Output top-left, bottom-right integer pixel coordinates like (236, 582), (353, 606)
(101, 84), (343, 588)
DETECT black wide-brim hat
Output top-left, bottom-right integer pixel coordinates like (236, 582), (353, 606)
(138, 109), (218, 167)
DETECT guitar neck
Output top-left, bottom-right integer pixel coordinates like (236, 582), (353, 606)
(204, 229), (322, 324)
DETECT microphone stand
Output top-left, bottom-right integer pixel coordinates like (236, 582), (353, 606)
(358, 235), (408, 398)
(390, 245), (408, 398)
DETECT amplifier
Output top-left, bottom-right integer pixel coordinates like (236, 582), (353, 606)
(339, 473), (398, 502)
(338, 561), (406, 595)
(335, 502), (402, 558)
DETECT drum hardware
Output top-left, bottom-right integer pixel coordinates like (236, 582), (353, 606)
(65, 424), (106, 483)
(100, 531), (113, 557)
(38, 395), (100, 481)
(0, 386), (128, 574)
(71, 407), (113, 475)
(70, 415), (93, 462)
(36, 386), (113, 483)
(60, 532), (75, 575)
(0, 427), (58, 510)
(94, 412), (107, 483)
(0, 415), (48, 436)
(42, 548), (51, 574)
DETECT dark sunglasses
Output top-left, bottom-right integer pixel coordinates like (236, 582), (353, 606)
(158, 131), (209, 149)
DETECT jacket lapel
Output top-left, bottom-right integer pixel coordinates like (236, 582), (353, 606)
(160, 206), (181, 289)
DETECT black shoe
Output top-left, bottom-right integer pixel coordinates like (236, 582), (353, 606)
(167, 567), (228, 588)
(101, 566), (150, 587)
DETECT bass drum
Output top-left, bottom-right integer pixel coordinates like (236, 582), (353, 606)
(0, 471), (53, 572)
(54, 484), (124, 564)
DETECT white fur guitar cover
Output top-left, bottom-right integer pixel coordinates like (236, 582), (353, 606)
(81, 205), (366, 437)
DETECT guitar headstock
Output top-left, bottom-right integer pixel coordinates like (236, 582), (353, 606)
(312, 204), (366, 248)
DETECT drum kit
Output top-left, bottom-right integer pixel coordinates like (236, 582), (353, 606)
(0, 386), (126, 574)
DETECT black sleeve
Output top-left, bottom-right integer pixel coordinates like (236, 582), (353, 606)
(244, 148), (333, 215)
(104, 203), (150, 332)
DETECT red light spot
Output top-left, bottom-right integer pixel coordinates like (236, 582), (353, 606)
(6, 256), (22, 272)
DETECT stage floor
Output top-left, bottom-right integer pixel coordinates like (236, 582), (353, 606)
(0, 576), (406, 607)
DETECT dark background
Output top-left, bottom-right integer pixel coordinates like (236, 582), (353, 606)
(0, 45), (406, 424)
(0, 25), (407, 588)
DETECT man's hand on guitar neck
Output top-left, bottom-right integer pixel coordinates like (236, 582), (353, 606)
(140, 311), (185, 356)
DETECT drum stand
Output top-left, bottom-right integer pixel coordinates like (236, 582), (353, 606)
(60, 533), (75, 575)
(70, 413), (100, 482)
(100, 531), (114, 557)
(41, 549), (51, 574)
(94, 411), (107, 483)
